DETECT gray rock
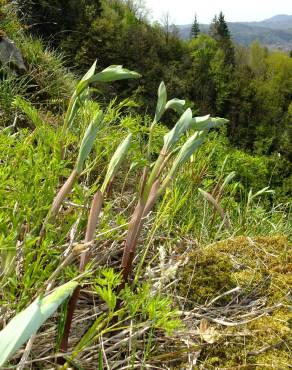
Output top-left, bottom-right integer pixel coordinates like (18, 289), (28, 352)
(0, 34), (26, 71)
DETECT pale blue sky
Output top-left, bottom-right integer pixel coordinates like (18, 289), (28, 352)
(144, 0), (292, 24)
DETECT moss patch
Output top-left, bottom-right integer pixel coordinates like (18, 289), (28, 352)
(178, 235), (292, 369)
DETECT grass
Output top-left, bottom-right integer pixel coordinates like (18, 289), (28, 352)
(1, 88), (290, 368)
(0, 7), (291, 368)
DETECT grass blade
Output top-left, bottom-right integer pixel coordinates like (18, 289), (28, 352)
(198, 188), (232, 229)
(12, 96), (45, 128)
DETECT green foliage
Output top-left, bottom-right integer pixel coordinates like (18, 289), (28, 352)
(13, 0), (291, 187)
(76, 111), (103, 174)
(0, 281), (77, 366)
(167, 131), (206, 178)
(94, 269), (121, 312)
(0, 2), (75, 128)
(12, 96), (46, 128)
(101, 133), (132, 193)
(210, 12), (231, 39)
(188, 34), (233, 115)
(63, 267), (181, 364)
(210, 11), (235, 65)
(92, 267), (181, 335)
(17, 0), (102, 48)
(64, 62), (140, 131)
(163, 108), (193, 151)
(154, 81), (167, 123)
(190, 14), (200, 39)
(0, 3), (291, 367)
(121, 282), (181, 335)
(90, 64), (141, 83)
(152, 131), (291, 242)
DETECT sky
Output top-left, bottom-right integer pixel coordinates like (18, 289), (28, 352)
(144, 0), (292, 25)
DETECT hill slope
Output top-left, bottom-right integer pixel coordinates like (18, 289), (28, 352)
(178, 14), (292, 51)
(260, 14), (292, 29)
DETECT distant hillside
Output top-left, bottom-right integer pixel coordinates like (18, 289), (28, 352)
(178, 14), (292, 51)
(259, 14), (292, 29)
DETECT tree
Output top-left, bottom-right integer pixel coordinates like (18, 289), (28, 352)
(190, 14), (200, 39)
(190, 34), (218, 105)
(161, 12), (172, 43)
(210, 11), (230, 40)
(209, 12), (234, 65)
(18, 0), (102, 48)
(124, 0), (150, 21)
(209, 15), (218, 38)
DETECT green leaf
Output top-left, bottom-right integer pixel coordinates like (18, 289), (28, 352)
(65, 98), (79, 130)
(251, 187), (274, 200)
(165, 98), (186, 114)
(101, 134), (132, 193)
(64, 63), (139, 131)
(95, 286), (117, 311)
(81, 60), (97, 82)
(154, 81), (167, 122)
(90, 65), (141, 83)
(64, 61), (97, 130)
(75, 60), (98, 95)
(98, 349), (103, 370)
(12, 96), (45, 128)
(168, 131), (207, 178)
(76, 111), (103, 174)
(0, 282), (78, 367)
(190, 116), (228, 131)
(74, 313), (107, 353)
(154, 82), (186, 122)
(220, 172), (236, 190)
(163, 108), (193, 152)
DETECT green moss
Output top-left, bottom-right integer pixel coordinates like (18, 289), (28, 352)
(178, 236), (292, 368)
(179, 248), (235, 304)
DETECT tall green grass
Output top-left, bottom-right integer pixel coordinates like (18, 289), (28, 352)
(0, 18), (291, 365)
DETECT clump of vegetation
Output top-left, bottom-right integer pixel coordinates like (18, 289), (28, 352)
(3, 0), (292, 202)
(0, 1), (291, 368)
(178, 235), (291, 368)
(0, 53), (228, 366)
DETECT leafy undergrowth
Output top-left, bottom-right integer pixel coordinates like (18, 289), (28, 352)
(0, 106), (291, 368)
(0, 5), (291, 367)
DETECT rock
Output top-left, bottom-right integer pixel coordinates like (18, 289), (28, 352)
(0, 33), (26, 71)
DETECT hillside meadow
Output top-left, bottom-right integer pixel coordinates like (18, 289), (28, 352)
(0, 1), (291, 369)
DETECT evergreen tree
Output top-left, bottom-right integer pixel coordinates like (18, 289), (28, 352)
(217, 12), (231, 39)
(209, 12), (234, 65)
(209, 15), (218, 38)
(190, 14), (200, 39)
(210, 12), (230, 40)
